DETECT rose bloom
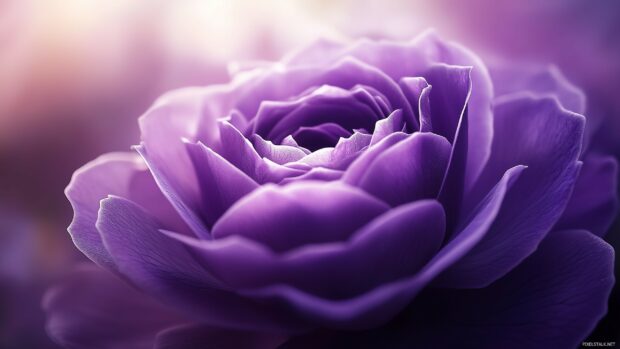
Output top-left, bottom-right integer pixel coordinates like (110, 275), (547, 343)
(46, 32), (618, 348)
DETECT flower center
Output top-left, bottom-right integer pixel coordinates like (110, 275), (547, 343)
(247, 85), (391, 151)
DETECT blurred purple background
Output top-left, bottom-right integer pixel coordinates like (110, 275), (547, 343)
(1, 0), (618, 347)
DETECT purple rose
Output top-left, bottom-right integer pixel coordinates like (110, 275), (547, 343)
(46, 32), (617, 348)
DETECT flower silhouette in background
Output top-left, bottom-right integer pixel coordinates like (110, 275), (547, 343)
(45, 32), (617, 348)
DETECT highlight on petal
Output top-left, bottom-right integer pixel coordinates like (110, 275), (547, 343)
(136, 144), (210, 239)
(398, 77), (431, 132)
(490, 63), (586, 115)
(294, 131), (372, 170)
(65, 152), (187, 271)
(251, 135), (308, 165)
(370, 109), (404, 146)
(421, 64), (472, 143)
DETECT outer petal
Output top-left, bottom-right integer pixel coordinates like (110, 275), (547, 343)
(406, 230), (615, 349)
(212, 182), (389, 252)
(555, 154), (619, 237)
(137, 87), (236, 235)
(65, 152), (186, 270)
(441, 95), (585, 288)
(43, 264), (184, 349)
(97, 196), (308, 333)
(136, 144), (210, 238)
(354, 132), (451, 206)
(282, 230), (615, 349)
(490, 63), (586, 115)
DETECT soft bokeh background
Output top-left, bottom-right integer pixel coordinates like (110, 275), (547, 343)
(1, 0), (618, 347)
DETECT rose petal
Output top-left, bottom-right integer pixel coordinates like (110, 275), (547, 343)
(355, 132), (452, 206)
(65, 152), (187, 270)
(136, 144), (210, 239)
(555, 154), (619, 236)
(250, 135), (308, 165)
(441, 95), (584, 288)
(491, 63), (586, 115)
(97, 196), (219, 290)
(398, 77), (431, 131)
(342, 132), (409, 185)
(422, 64), (472, 143)
(212, 182), (389, 252)
(252, 85), (382, 144)
(138, 87), (236, 235)
(369, 109), (404, 146)
(185, 142), (259, 228)
(407, 229), (614, 348)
